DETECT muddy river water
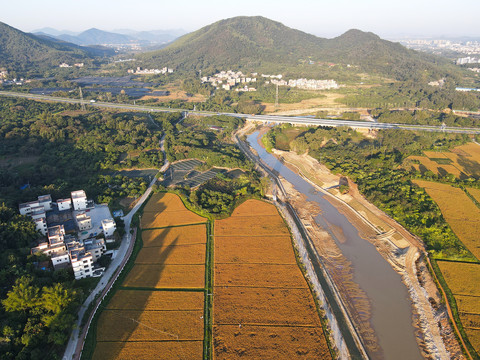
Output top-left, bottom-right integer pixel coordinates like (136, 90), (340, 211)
(247, 131), (422, 360)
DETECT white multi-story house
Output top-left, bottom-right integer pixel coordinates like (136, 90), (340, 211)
(51, 251), (70, 269)
(71, 190), (87, 210)
(48, 225), (65, 244)
(69, 243), (93, 280)
(101, 219), (116, 237)
(76, 213), (92, 231)
(57, 198), (72, 211)
(84, 238), (106, 262)
(33, 217), (48, 235)
(38, 195), (52, 211)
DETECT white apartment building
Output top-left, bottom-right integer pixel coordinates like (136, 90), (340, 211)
(76, 213), (92, 231)
(101, 219), (116, 237)
(71, 190), (87, 210)
(57, 198), (72, 211)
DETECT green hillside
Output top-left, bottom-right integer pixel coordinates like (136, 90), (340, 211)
(0, 21), (93, 74)
(137, 16), (461, 81)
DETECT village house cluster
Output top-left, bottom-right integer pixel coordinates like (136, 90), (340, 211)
(201, 70), (257, 91)
(20, 190), (117, 280)
(59, 62), (84, 68)
(269, 78), (339, 90)
(128, 66), (173, 75)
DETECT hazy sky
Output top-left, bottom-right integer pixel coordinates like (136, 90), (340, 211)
(2, 0), (479, 38)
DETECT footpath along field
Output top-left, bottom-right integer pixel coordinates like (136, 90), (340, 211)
(437, 261), (480, 354)
(91, 193), (208, 360)
(213, 200), (331, 359)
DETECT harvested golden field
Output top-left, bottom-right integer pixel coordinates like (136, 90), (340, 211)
(413, 180), (480, 259)
(142, 225), (206, 247)
(123, 264), (205, 289)
(141, 210), (205, 229)
(214, 324), (330, 360)
(214, 264), (309, 288)
(229, 199), (280, 216)
(438, 261), (480, 353)
(456, 294), (480, 314)
(213, 199), (331, 358)
(106, 290), (204, 311)
(214, 287), (320, 326)
(465, 329), (480, 355)
(467, 187), (480, 204)
(136, 244), (206, 265)
(141, 193), (205, 228)
(96, 309), (204, 342)
(214, 235), (296, 264)
(438, 261), (480, 297)
(215, 215), (289, 237)
(404, 143), (480, 178)
(92, 340), (203, 360)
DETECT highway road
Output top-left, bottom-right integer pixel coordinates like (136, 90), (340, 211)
(2, 90), (480, 134)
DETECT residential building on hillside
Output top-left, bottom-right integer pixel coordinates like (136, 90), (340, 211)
(101, 218), (116, 237)
(71, 190), (87, 210)
(76, 213), (92, 231)
(57, 198), (72, 211)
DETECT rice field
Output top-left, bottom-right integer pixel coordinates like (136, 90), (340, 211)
(96, 309), (204, 342)
(106, 290), (204, 311)
(141, 225), (206, 247)
(438, 261), (480, 355)
(404, 142), (480, 178)
(92, 341), (203, 360)
(467, 187), (480, 204)
(214, 235), (296, 264)
(413, 180), (480, 259)
(123, 264), (205, 289)
(91, 193), (208, 359)
(213, 325), (331, 360)
(213, 199), (331, 359)
(141, 193), (206, 228)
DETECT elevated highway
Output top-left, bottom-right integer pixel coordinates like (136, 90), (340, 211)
(1, 90), (480, 134)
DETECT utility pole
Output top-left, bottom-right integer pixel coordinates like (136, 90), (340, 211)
(275, 83), (279, 108)
(79, 87), (86, 111)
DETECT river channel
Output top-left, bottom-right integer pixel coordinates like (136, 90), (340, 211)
(247, 131), (422, 360)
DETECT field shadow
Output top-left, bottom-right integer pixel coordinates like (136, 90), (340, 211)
(457, 156), (480, 179)
(95, 226), (187, 356)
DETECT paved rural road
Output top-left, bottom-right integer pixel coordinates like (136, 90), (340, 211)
(2, 90), (480, 134)
(63, 175), (158, 360)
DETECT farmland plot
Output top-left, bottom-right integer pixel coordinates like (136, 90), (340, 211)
(91, 193), (208, 359)
(213, 199), (331, 359)
(413, 180), (480, 259)
(438, 261), (480, 354)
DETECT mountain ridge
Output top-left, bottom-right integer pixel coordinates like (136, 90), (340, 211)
(137, 16), (459, 81)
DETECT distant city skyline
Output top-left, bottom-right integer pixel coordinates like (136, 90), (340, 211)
(2, 0), (480, 39)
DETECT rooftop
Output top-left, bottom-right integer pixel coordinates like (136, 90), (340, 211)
(71, 190), (87, 199)
(38, 194), (52, 202)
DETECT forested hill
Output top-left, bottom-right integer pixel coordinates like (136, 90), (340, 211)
(0, 21), (94, 74)
(137, 16), (460, 81)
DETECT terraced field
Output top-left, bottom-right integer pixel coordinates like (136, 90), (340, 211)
(412, 180), (480, 259)
(404, 142), (480, 179)
(437, 261), (480, 354)
(91, 193), (208, 360)
(213, 199), (331, 359)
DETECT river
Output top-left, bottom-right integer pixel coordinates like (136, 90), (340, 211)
(247, 131), (423, 360)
